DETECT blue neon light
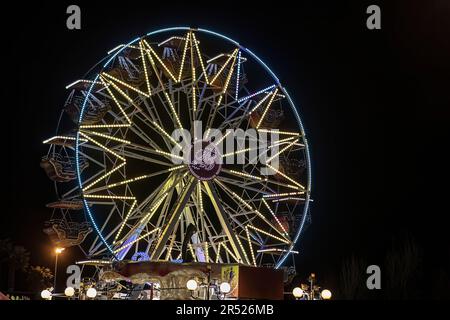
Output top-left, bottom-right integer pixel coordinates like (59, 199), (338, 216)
(76, 74), (115, 256)
(235, 50), (241, 101)
(275, 88), (312, 268)
(237, 84), (277, 103)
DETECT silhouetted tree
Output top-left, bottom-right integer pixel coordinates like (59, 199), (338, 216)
(27, 266), (54, 293)
(0, 239), (30, 292)
(339, 255), (367, 299)
(0, 239), (13, 289)
(431, 267), (450, 299)
(385, 233), (422, 299)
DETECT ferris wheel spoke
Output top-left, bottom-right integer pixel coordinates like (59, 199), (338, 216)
(177, 32), (190, 82)
(114, 175), (179, 249)
(247, 224), (290, 245)
(265, 164), (305, 190)
(102, 72), (150, 98)
(205, 49), (239, 136)
(193, 182), (206, 242)
(98, 78), (133, 124)
(214, 185), (262, 228)
(148, 190), (175, 247)
(120, 146), (177, 167)
(124, 116), (169, 151)
(215, 175), (274, 195)
(151, 66), (186, 132)
(114, 227), (161, 257)
(58, 153), (109, 200)
(82, 161), (126, 192)
(120, 107), (175, 149)
(214, 179), (290, 242)
(140, 95), (166, 131)
(163, 219), (180, 261)
(220, 86), (280, 131)
(85, 167), (181, 194)
(265, 139), (300, 163)
(100, 76), (146, 119)
(219, 99), (252, 131)
(261, 198), (290, 238)
(213, 92), (241, 122)
(210, 49), (238, 86)
(218, 199), (258, 241)
(113, 195), (169, 258)
(94, 215), (128, 254)
(150, 176), (197, 260)
(187, 33), (199, 127)
(191, 32), (210, 85)
(237, 84), (277, 103)
(75, 148), (107, 168)
(138, 40), (152, 96)
(79, 132), (126, 162)
(197, 89), (226, 123)
(132, 172), (187, 223)
(220, 168), (267, 184)
(79, 130), (131, 145)
(134, 111), (180, 151)
(88, 205), (117, 255)
(191, 187), (222, 249)
(202, 181), (250, 265)
(142, 43), (185, 132)
(142, 39), (178, 82)
(230, 87), (281, 132)
(232, 164), (302, 191)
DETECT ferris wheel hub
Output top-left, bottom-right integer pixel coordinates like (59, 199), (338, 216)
(188, 140), (222, 181)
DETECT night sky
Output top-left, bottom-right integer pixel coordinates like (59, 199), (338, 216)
(1, 0), (449, 294)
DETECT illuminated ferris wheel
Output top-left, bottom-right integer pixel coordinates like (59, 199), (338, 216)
(42, 27), (312, 270)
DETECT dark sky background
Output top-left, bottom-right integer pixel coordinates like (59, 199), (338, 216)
(1, 0), (449, 294)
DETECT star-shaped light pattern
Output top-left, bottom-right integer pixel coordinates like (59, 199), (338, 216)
(59, 29), (312, 267)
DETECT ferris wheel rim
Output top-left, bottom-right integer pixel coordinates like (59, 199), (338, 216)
(73, 26), (313, 268)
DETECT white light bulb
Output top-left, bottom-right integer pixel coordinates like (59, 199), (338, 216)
(220, 282), (231, 294)
(321, 289), (332, 300)
(64, 287), (75, 297)
(86, 287), (97, 298)
(40, 290), (52, 300)
(186, 279), (198, 291)
(292, 287), (303, 298)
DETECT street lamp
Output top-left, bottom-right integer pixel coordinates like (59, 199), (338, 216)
(86, 287), (97, 299)
(41, 289), (52, 300)
(186, 279), (198, 291)
(292, 287), (304, 299)
(53, 247), (65, 290)
(55, 247), (65, 254)
(219, 282), (231, 294)
(321, 289), (332, 300)
(293, 273), (332, 300)
(64, 286), (75, 298)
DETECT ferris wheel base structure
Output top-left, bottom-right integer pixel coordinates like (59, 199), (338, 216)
(90, 260), (284, 300)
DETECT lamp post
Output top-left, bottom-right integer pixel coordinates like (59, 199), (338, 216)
(54, 247), (65, 291)
(292, 273), (332, 300)
(308, 273), (316, 300)
(186, 278), (231, 300)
